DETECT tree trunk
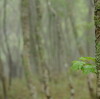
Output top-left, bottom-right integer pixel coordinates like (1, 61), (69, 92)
(0, 57), (8, 99)
(21, 0), (37, 98)
(94, 0), (100, 98)
(2, 0), (9, 98)
(87, 75), (96, 99)
(3, 0), (13, 89)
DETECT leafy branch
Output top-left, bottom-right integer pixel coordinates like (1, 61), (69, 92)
(71, 57), (96, 74)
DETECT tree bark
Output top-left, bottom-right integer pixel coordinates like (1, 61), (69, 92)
(21, 0), (37, 98)
(94, 0), (100, 98)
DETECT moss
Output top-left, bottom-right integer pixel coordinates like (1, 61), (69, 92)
(95, 1), (100, 27)
(94, 16), (100, 26)
(94, 16), (100, 27)
(95, 1), (100, 10)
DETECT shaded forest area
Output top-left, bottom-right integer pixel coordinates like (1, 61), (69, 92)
(0, 0), (97, 99)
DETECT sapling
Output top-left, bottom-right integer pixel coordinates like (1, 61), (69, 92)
(71, 57), (96, 99)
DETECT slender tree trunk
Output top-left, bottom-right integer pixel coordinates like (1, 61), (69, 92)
(87, 75), (96, 99)
(21, 0), (37, 98)
(69, 77), (75, 99)
(2, 0), (9, 98)
(0, 56), (8, 99)
(3, 0), (13, 89)
(28, 0), (52, 98)
(94, 0), (100, 98)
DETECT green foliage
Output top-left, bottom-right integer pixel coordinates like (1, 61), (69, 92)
(71, 57), (96, 74)
(79, 57), (95, 61)
(72, 61), (86, 70)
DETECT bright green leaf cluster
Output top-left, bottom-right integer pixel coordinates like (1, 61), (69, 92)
(71, 57), (96, 74)
(79, 57), (95, 61)
(72, 61), (85, 70)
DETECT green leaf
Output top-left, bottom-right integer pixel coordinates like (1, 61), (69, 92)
(81, 65), (96, 74)
(71, 57), (96, 74)
(71, 61), (86, 70)
(79, 57), (95, 61)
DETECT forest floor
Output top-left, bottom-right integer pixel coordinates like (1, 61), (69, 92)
(0, 71), (96, 99)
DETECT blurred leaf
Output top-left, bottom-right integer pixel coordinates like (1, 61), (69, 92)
(71, 57), (96, 74)
(79, 57), (95, 62)
(82, 65), (96, 74)
(71, 61), (86, 70)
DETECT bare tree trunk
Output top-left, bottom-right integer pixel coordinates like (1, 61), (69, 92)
(35, 32), (52, 99)
(21, 0), (37, 98)
(3, 0), (13, 89)
(0, 54), (8, 99)
(2, 0), (9, 98)
(87, 75), (96, 99)
(69, 77), (75, 99)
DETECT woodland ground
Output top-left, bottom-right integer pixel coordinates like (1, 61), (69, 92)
(0, 71), (96, 99)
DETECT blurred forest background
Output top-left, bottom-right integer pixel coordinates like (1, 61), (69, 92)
(0, 0), (96, 99)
